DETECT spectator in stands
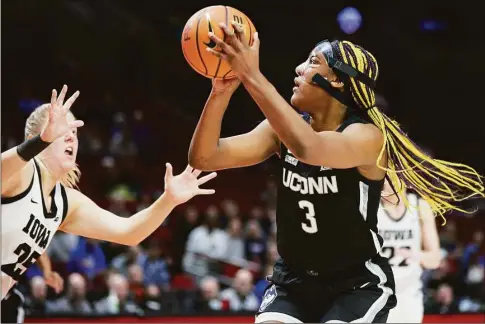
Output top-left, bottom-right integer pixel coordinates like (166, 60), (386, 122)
(254, 264), (273, 304)
(266, 240), (280, 266)
(427, 257), (460, 293)
(248, 206), (271, 235)
(109, 113), (138, 157)
(111, 245), (147, 277)
(220, 199), (240, 229)
(140, 284), (163, 313)
(220, 269), (259, 312)
(172, 206), (200, 272)
(182, 205), (228, 279)
(47, 273), (92, 314)
(267, 207), (276, 223)
(224, 218), (245, 262)
(194, 276), (227, 312)
(95, 273), (142, 315)
(245, 220), (267, 265)
(439, 221), (458, 253)
(107, 188), (133, 218)
(47, 232), (79, 263)
(67, 238), (107, 280)
(461, 255), (485, 312)
(24, 277), (48, 316)
(142, 240), (171, 290)
(260, 179), (277, 210)
(127, 264), (146, 304)
(462, 230), (484, 272)
(426, 283), (459, 314)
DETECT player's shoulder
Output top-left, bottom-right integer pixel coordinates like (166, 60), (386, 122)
(342, 122), (384, 150)
(1, 160), (36, 199)
(64, 187), (89, 210)
(343, 122), (382, 139)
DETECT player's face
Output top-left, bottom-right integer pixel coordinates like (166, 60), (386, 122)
(291, 47), (337, 112)
(43, 113), (79, 173)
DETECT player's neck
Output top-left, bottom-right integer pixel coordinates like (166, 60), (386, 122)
(309, 102), (346, 132)
(38, 161), (59, 195)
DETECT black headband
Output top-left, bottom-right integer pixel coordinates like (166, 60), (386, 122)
(312, 40), (376, 90)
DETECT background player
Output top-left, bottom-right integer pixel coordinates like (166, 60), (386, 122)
(189, 22), (484, 323)
(1, 85), (217, 300)
(378, 180), (441, 323)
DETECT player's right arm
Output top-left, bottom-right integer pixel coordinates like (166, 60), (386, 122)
(188, 79), (280, 171)
(418, 198), (442, 269)
(60, 164), (216, 247)
(1, 86), (82, 196)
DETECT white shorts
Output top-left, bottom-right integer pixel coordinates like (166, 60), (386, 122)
(387, 291), (423, 323)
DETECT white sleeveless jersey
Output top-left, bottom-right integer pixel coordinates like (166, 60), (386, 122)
(1, 160), (68, 299)
(378, 193), (422, 295)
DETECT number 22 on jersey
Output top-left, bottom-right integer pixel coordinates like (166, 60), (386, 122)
(381, 246), (411, 267)
(299, 200), (318, 234)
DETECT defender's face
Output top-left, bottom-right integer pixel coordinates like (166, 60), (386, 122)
(41, 113), (79, 173)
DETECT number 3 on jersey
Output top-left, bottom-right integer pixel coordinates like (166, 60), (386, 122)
(299, 200), (318, 234)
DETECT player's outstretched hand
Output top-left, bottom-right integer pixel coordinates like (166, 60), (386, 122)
(164, 163), (217, 205)
(40, 85), (84, 143)
(44, 271), (64, 294)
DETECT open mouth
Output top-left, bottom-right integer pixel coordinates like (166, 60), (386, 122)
(65, 147), (73, 157)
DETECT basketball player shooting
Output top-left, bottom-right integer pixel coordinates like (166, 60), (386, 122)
(1, 86), (217, 300)
(189, 21), (484, 323)
(378, 180), (441, 323)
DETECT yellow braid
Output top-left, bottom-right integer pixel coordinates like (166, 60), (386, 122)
(336, 41), (484, 224)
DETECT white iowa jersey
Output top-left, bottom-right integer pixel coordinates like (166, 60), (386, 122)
(1, 160), (68, 299)
(378, 193), (422, 295)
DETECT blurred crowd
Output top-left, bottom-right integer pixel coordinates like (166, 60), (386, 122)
(2, 2), (484, 318)
(14, 195), (485, 317)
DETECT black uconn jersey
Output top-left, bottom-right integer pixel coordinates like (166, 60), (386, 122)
(1, 159), (68, 299)
(275, 114), (384, 277)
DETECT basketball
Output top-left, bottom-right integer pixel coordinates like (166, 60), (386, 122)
(181, 6), (256, 79)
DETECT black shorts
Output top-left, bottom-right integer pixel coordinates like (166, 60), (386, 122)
(256, 255), (396, 323)
(1, 287), (25, 323)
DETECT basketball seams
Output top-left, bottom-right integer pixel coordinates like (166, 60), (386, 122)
(194, 13), (208, 75)
(212, 7), (227, 79)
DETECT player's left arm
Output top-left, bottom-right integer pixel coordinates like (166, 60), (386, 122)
(206, 25), (382, 168)
(417, 198), (442, 269)
(239, 73), (383, 168)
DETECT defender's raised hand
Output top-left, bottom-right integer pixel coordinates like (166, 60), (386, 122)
(164, 163), (217, 205)
(40, 85), (84, 143)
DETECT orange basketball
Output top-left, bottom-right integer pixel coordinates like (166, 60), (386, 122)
(181, 6), (256, 80)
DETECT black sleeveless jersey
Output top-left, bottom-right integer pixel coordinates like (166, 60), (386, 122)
(275, 113), (385, 278)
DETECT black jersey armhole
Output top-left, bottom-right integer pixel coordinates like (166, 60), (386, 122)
(34, 160), (58, 219)
(1, 165), (35, 204)
(60, 185), (69, 225)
